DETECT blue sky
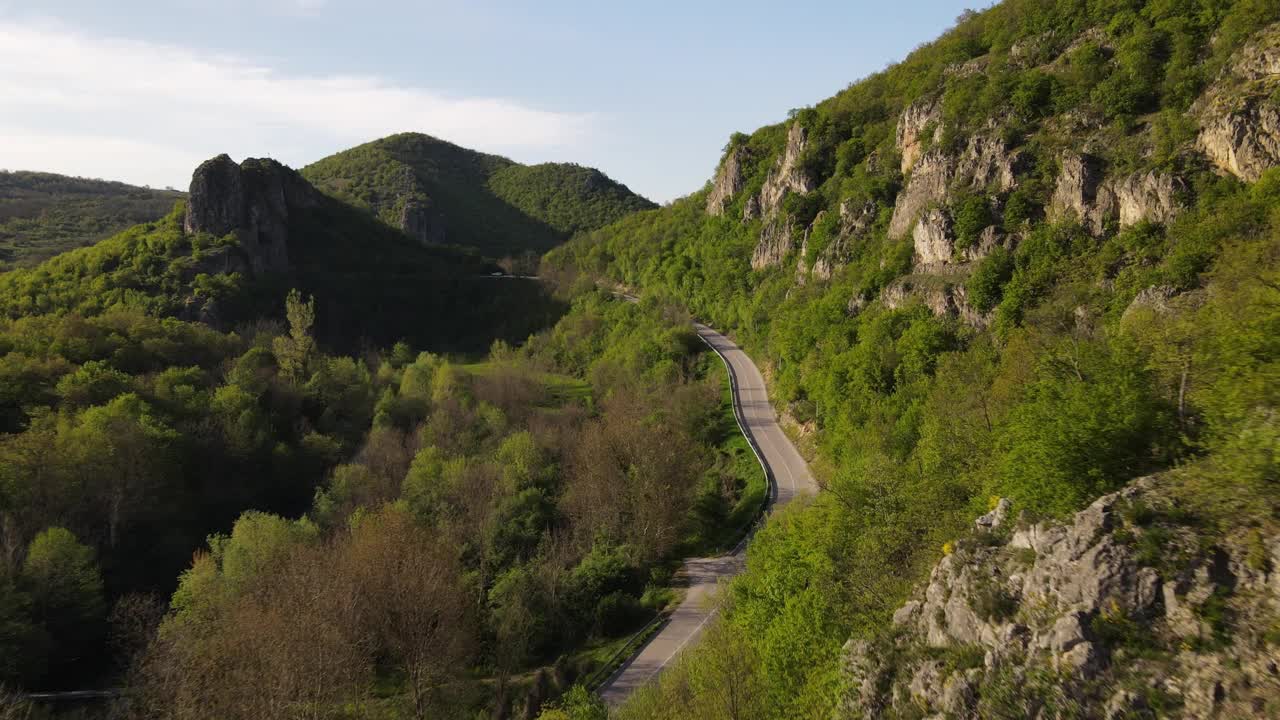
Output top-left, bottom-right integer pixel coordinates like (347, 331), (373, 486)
(0, 0), (977, 202)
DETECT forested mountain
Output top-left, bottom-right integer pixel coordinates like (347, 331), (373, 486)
(301, 133), (655, 259)
(543, 0), (1280, 717)
(0, 171), (182, 271)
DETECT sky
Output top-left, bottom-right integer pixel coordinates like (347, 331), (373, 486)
(0, 0), (978, 203)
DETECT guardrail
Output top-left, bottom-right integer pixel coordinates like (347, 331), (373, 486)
(694, 325), (776, 554)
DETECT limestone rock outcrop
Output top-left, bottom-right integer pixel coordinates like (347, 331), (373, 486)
(881, 278), (989, 328)
(839, 476), (1280, 719)
(400, 197), (447, 246)
(913, 208), (954, 267)
(706, 145), (746, 216)
(184, 154), (319, 274)
(796, 200), (877, 282)
(1115, 171), (1186, 227)
(956, 133), (1024, 192)
(1195, 24), (1280, 183)
(897, 99), (943, 174)
(888, 151), (953, 239)
(1049, 152), (1115, 234)
(1200, 104), (1280, 183)
(888, 131), (1022, 240)
(1049, 153), (1186, 233)
(748, 122), (815, 269)
(760, 122), (814, 218)
(751, 217), (795, 271)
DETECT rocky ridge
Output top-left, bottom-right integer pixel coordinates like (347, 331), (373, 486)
(184, 154), (319, 275)
(838, 477), (1280, 719)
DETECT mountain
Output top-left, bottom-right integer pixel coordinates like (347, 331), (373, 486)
(301, 132), (655, 258)
(0, 170), (183, 270)
(0, 154), (562, 353)
(549, 2), (1280, 717)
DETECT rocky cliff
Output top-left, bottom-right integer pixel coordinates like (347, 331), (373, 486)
(839, 477), (1280, 719)
(700, 20), (1280, 334)
(184, 154), (319, 275)
(1196, 25), (1280, 183)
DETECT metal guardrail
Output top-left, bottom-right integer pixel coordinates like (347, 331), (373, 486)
(694, 325), (776, 554)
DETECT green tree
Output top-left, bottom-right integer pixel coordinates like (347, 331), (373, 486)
(21, 527), (105, 681)
(272, 289), (316, 381)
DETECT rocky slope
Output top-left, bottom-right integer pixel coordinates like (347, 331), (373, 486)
(840, 476), (1280, 718)
(703, 20), (1280, 327)
(301, 133), (653, 257)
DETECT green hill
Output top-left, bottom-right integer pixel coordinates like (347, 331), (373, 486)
(301, 133), (654, 258)
(0, 154), (562, 353)
(548, 0), (1280, 716)
(0, 170), (183, 270)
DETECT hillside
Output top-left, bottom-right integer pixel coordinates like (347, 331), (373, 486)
(0, 154), (562, 353)
(544, 0), (1280, 716)
(0, 170), (183, 270)
(301, 133), (655, 258)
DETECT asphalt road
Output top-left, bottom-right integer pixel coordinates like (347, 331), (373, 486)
(597, 321), (817, 706)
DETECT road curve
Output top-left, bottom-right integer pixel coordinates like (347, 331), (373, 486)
(597, 321), (817, 706)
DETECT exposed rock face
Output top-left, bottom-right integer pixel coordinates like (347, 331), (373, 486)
(913, 208), (954, 266)
(706, 146), (746, 216)
(1199, 104), (1280, 183)
(1049, 152), (1115, 234)
(897, 99), (943, 175)
(1050, 153), (1185, 233)
(881, 278), (989, 328)
(400, 197), (447, 246)
(888, 151), (953, 238)
(759, 122), (814, 218)
(956, 133), (1023, 192)
(1115, 171), (1186, 228)
(962, 225), (1011, 263)
(1196, 24), (1280, 182)
(184, 154), (319, 274)
(751, 218), (794, 271)
(889, 131), (1023, 240)
(749, 122), (814, 269)
(839, 477), (1280, 719)
(797, 200), (878, 281)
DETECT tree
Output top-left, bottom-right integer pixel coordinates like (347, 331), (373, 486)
(67, 394), (177, 550)
(536, 685), (607, 720)
(339, 507), (474, 720)
(21, 527), (105, 681)
(272, 289), (315, 381)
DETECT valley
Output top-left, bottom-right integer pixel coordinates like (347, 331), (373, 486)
(2, 0), (1280, 718)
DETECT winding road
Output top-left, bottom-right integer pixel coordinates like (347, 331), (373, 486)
(597, 320), (818, 706)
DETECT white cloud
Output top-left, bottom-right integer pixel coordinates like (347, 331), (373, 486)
(0, 20), (594, 188)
